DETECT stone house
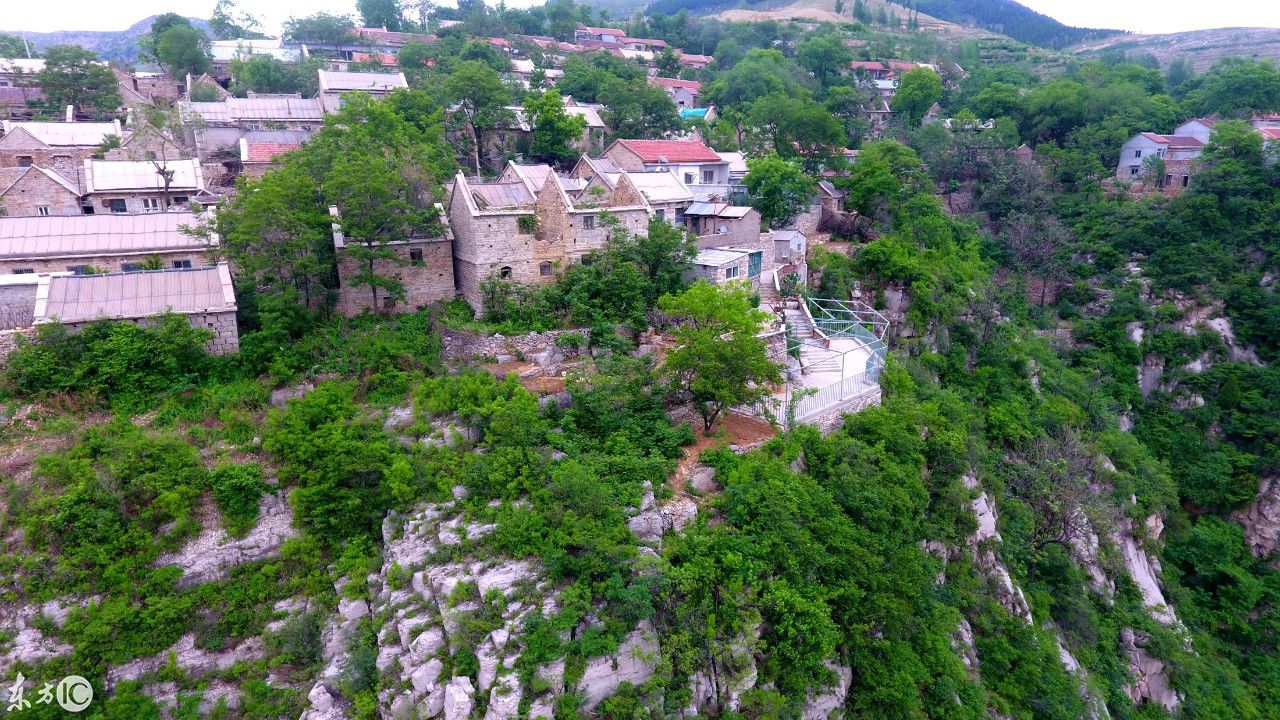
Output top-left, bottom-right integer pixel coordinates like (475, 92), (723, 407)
(27, 264), (239, 354)
(0, 166), (83, 216)
(0, 211), (216, 274)
(1114, 132), (1204, 189)
(178, 97), (326, 161)
(0, 87), (44, 119)
(574, 24), (626, 43)
(0, 120), (123, 176)
(448, 170), (650, 310)
(330, 205), (457, 316)
(0, 59), (44, 88)
(647, 76), (701, 109)
(817, 180), (846, 213)
(317, 70), (408, 114)
(113, 68), (182, 110)
(82, 158), (207, 214)
(623, 170), (694, 225)
(676, 52), (712, 70)
(237, 135), (303, 179)
(683, 202), (761, 248)
(601, 139), (731, 199)
(687, 247), (760, 286)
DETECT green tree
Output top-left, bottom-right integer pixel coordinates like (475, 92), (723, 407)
(891, 67), (942, 126)
(706, 49), (813, 112)
(971, 81), (1025, 120)
(0, 33), (33, 58)
(154, 23), (211, 78)
(1185, 58), (1280, 117)
(358, 0), (405, 31)
(443, 60), (515, 174)
(660, 281), (782, 432)
(598, 78), (680, 139)
(745, 93), (844, 172)
(526, 89), (587, 168)
(743, 153), (816, 229)
(283, 13), (357, 44)
(208, 0), (263, 40)
(655, 47), (681, 78)
(36, 46), (122, 116)
(797, 33), (853, 87)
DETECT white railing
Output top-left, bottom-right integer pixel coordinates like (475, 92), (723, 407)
(789, 367), (880, 422)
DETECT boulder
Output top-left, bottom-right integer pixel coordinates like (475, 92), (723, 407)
(270, 382), (314, 407)
(802, 662), (852, 720)
(309, 683), (335, 712)
(627, 511), (663, 544)
(661, 498), (697, 533)
(411, 658), (445, 694)
(528, 696), (556, 720)
(155, 493), (297, 587)
(1122, 629), (1180, 711)
(577, 621), (658, 709)
(338, 597), (370, 621)
(444, 677), (476, 720)
(1235, 476), (1280, 559)
(485, 676), (521, 720)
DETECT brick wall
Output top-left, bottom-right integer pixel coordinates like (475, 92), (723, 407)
(0, 169), (82, 216)
(334, 238), (456, 316)
(62, 310), (240, 355)
(0, 250), (209, 275)
(0, 284), (36, 329)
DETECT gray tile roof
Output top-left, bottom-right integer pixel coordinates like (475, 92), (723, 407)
(36, 265), (235, 324)
(0, 212), (210, 260)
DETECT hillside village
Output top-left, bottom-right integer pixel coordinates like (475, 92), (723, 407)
(0, 1), (1279, 720)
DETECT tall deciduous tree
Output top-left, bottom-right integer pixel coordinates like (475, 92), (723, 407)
(660, 281), (782, 433)
(743, 153), (816, 229)
(443, 60), (515, 173)
(745, 93), (844, 172)
(155, 24), (211, 78)
(526, 89), (587, 168)
(358, 0), (405, 31)
(209, 0), (264, 40)
(283, 13), (357, 44)
(36, 46), (121, 116)
(891, 67), (942, 126)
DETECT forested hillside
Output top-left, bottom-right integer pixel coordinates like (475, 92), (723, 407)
(1, 1), (1279, 719)
(908, 0), (1121, 48)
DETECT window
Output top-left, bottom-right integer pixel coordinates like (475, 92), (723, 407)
(145, 151), (157, 161)
(1181, 175), (1189, 187)
(1129, 167), (1140, 177)
(701, 170), (715, 184)
(37, 206), (50, 216)
(684, 172), (694, 184)
(172, 259), (193, 269)
(725, 265), (739, 279)
(581, 215), (595, 230)
(246, 123), (263, 131)
(1156, 148), (1166, 157)
(1165, 174), (1173, 186)
(17, 156), (32, 167)
(108, 199), (127, 213)
(67, 265), (91, 275)
(142, 198), (161, 212)
(499, 266), (513, 279)
(12, 268), (34, 274)
(655, 209), (665, 222)
(122, 262), (146, 272)
(674, 211), (686, 226)
(539, 261), (553, 276)
(1133, 149), (1142, 158)
(409, 249), (424, 265)
(172, 196), (189, 205)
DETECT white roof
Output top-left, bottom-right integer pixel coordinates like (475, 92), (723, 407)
(318, 69), (408, 93)
(624, 171), (694, 203)
(693, 247), (750, 267)
(83, 159), (205, 193)
(874, 79), (899, 91)
(717, 151), (748, 174)
(511, 59), (536, 74)
(209, 38), (300, 63)
(0, 212), (210, 260)
(179, 97), (326, 123)
(0, 59), (45, 74)
(2, 120), (122, 147)
(565, 104), (605, 128)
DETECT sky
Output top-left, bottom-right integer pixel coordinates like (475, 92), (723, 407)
(2, 0), (1279, 36)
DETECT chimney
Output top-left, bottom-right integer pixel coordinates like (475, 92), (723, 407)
(65, 105), (74, 123)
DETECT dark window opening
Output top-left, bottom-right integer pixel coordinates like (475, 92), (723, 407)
(108, 199), (127, 213)
(172, 259), (193, 269)
(539, 261), (552, 276)
(499, 266), (513, 279)
(409, 249), (424, 265)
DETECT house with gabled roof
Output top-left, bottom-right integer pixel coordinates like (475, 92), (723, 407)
(447, 167), (650, 310)
(317, 69), (408, 113)
(0, 165), (82, 216)
(0, 120), (123, 175)
(82, 158), (209, 214)
(574, 24), (626, 43)
(0, 210), (216, 275)
(648, 76), (702, 108)
(601, 139), (731, 198)
(1115, 132), (1205, 190)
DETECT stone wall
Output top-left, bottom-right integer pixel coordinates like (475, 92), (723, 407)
(801, 386), (882, 435)
(0, 251), (210, 275)
(0, 283), (37, 330)
(87, 190), (196, 215)
(439, 325), (590, 363)
(0, 327), (36, 362)
(0, 132), (92, 176)
(334, 238), (455, 316)
(692, 212), (761, 252)
(0, 169), (82, 216)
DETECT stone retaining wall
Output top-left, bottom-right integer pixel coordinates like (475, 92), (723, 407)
(0, 327), (37, 363)
(438, 325), (592, 362)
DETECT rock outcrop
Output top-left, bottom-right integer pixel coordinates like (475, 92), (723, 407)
(1235, 476), (1280, 560)
(156, 492), (297, 587)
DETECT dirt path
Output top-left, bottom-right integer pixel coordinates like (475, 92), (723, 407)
(670, 412), (777, 495)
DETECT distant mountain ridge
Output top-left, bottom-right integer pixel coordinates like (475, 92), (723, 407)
(0, 15), (211, 63)
(908, 0), (1123, 48)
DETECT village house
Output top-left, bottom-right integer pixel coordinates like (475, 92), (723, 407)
(1114, 132), (1204, 189)
(648, 76), (701, 109)
(849, 60), (922, 80)
(0, 119), (123, 176)
(622, 170), (694, 225)
(0, 211), (216, 275)
(687, 246), (764, 286)
(81, 158), (207, 214)
(0, 165), (82, 216)
(209, 38), (303, 79)
(484, 101), (608, 169)
(676, 52), (713, 70)
(448, 169), (650, 310)
(0, 59), (43, 88)
(18, 264), (240, 354)
(683, 201), (761, 248)
(329, 205), (456, 316)
(178, 96), (326, 160)
(600, 139), (732, 199)
(574, 24), (626, 43)
(237, 133), (305, 179)
(316, 69), (409, 113)
(352, 27), (438, 49)
(113, 68), (182, 110)
(0, 86), (45, 119)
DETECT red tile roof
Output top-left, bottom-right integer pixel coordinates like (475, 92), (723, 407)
(578, 24), (626, 36)
(352, 51), (398, 66)
(488, 37), (512, 47)
(677, 52), (713, 64)
(1140, 133), (1204, 148)
(245, 142), (301, 163)
(616, 139), (722, 163)
(622, 36), (668, 48)
(648, 76), (702, 92)
(1260, 128), (1280, 140)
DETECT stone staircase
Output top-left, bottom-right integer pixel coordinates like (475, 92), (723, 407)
(783, 306), (843, 374)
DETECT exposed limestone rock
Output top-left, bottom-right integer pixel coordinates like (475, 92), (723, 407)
(270, 382), (314, 407)
(0, 627), (72, 673)
(155, 493), (297, 587)
(802, 662), (852, 720)
(444, 676), (476, 720)
(1138, 356), (1164, 399)
(107, 633), (264, 684)
(967, 483), (1033, 624)
(301, 683), (348, 720)
(662, 497), (697, 533)
(689, 465), (718, 494)
(1113, 519), (1177, 626)
(485, 675), (521, 720)
(1234, 476), (1280, 559)
(577, 621), (659, 709)
(952, 618), (980, 675)
(528, 696), (556, 720)
(628, 510), (663, 544)
(1121, 629), (1180, 711)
